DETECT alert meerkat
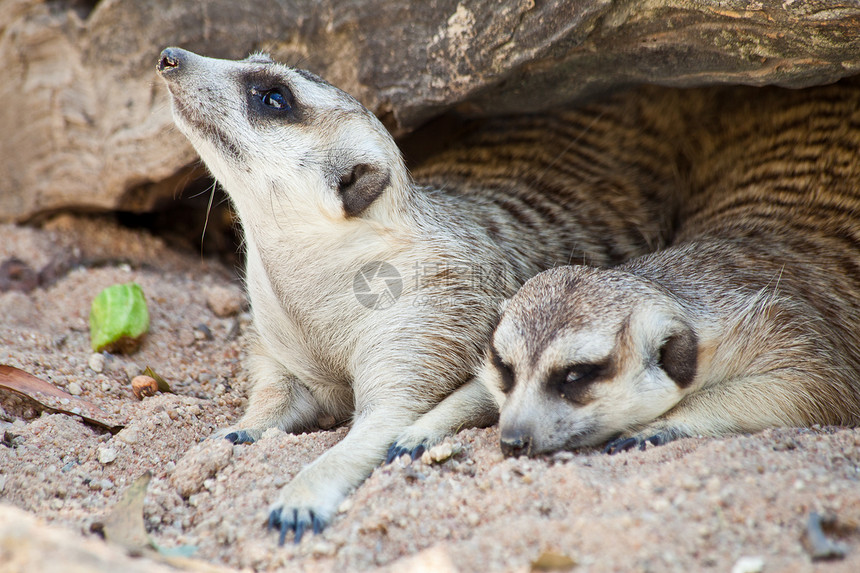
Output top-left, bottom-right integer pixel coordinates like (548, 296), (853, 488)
(156, 47), (688, 542)
(482, 83), (860, 457)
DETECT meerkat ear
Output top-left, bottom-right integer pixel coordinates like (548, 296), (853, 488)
(338, 163), (390, 217)
(658, 324), (698, 388)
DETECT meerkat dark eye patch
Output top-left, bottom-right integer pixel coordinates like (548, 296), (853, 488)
(549, 361), (608, 405)
(338, 163), (390, 217)
(244, 70), (303, 123)
(490, 345), (515, 394)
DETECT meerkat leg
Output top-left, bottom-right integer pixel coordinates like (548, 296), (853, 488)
(385, 376), (499, 462)
(268, 397), (421, 544)
(212, 349), (323, 444)
(605, 373), (812, 454)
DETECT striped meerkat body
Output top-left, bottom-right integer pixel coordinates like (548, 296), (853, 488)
(483, 83), (860, 457)
(156, 48), (685, 540)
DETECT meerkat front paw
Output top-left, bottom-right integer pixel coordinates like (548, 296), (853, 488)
(208, 427), (263, 444)
(268, 505), (326, 545)
(267, 473), (343, 545)
(603, 433), (666, 454)
(603, 423), (687, 455)
(385, 432), (432, 464)
(385, 377), (498, 464)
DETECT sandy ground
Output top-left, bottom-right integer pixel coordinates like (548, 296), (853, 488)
(1, 218), (859, 572)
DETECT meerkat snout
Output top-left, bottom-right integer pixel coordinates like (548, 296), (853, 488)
(499, 426), (534, 458)
(481, 266), (699, 456)
(156, 48), (181, 73)
(157, 47), (405, 221)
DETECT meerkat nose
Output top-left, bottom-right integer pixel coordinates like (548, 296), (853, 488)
(500, 427), (533, 458)
(157, 47), (185, 74)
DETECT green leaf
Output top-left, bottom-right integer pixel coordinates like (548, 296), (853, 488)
(90, 282), (150, 354)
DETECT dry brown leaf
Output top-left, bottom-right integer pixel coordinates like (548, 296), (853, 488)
(531, 550), (577, 571)
(0, 364), (124, 432)
(142, 366), (173, 393)
(99, 471), (154, 553)
(94, 472), (226, 571)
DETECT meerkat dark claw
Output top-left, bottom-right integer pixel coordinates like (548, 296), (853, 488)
(312, 514), (325, 535)
(385, 444), (405, 464)
(294, 519), (307, 543)
(224, 430), (256, 445)
(604, 437), (639, 455)
(410, 444), (426, 460)
(386, 442), (428, 464)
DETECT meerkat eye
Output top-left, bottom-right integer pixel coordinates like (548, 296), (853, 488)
(490, 346), (515, 394)
(565, 364), (601, 385)
(551, 363), (605, 404)
(249, 84), (296, 116)
(262, 89), (290, 110)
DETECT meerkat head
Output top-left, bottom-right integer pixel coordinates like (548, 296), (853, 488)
(480, 266), (699, 457)
(156, 47), (407, 223)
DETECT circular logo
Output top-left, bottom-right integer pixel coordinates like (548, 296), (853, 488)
(353, 261), (403, 310)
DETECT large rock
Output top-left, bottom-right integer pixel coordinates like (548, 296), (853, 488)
(0, 503), (176, 573)
(2, 0), (860, 222)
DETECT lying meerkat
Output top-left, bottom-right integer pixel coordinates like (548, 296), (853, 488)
(481, 83), (860, 457)
(156, 47), (688, 541)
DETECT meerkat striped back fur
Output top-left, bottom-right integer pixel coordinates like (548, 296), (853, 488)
(482, 82), (860, 457)
(156, 48), (690, 542)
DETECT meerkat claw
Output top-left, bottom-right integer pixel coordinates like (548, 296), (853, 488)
(603, 437), (640, 455)
(268, 507), (325, 545)
(224, 430), (256, 445)
(604, 431), (675, 455)
(385, 443), (426, 464)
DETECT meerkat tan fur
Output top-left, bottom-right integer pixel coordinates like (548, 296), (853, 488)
(481, 83), (860, 457)
(156, 47), (691, 541)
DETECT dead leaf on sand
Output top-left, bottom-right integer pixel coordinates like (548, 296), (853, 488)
(0, 364), (124, 432)
(531, 550), (577, 571)
(96, 471), (154, 553)
(94, 472), (223, 571)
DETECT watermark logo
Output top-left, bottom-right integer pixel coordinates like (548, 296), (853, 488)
(353, 261), (403, 310)
(353, 260), (511, 311)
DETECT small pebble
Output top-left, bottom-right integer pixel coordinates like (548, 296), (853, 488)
(88, 353), (105, 373)
(309, 540), (336, 557)
(179, 330), (197, 347)
(124, 363), (141, 381)
(116, 427), (140, 445)
(425, 442), (455, 463)
(205, 285), (245, 318)
(731, 556), (765, 573)
(98, 447), (118, 464)
(194, 323), (213, 341)
(338, 498), (354, 514)
(66, 382), (82, 396)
